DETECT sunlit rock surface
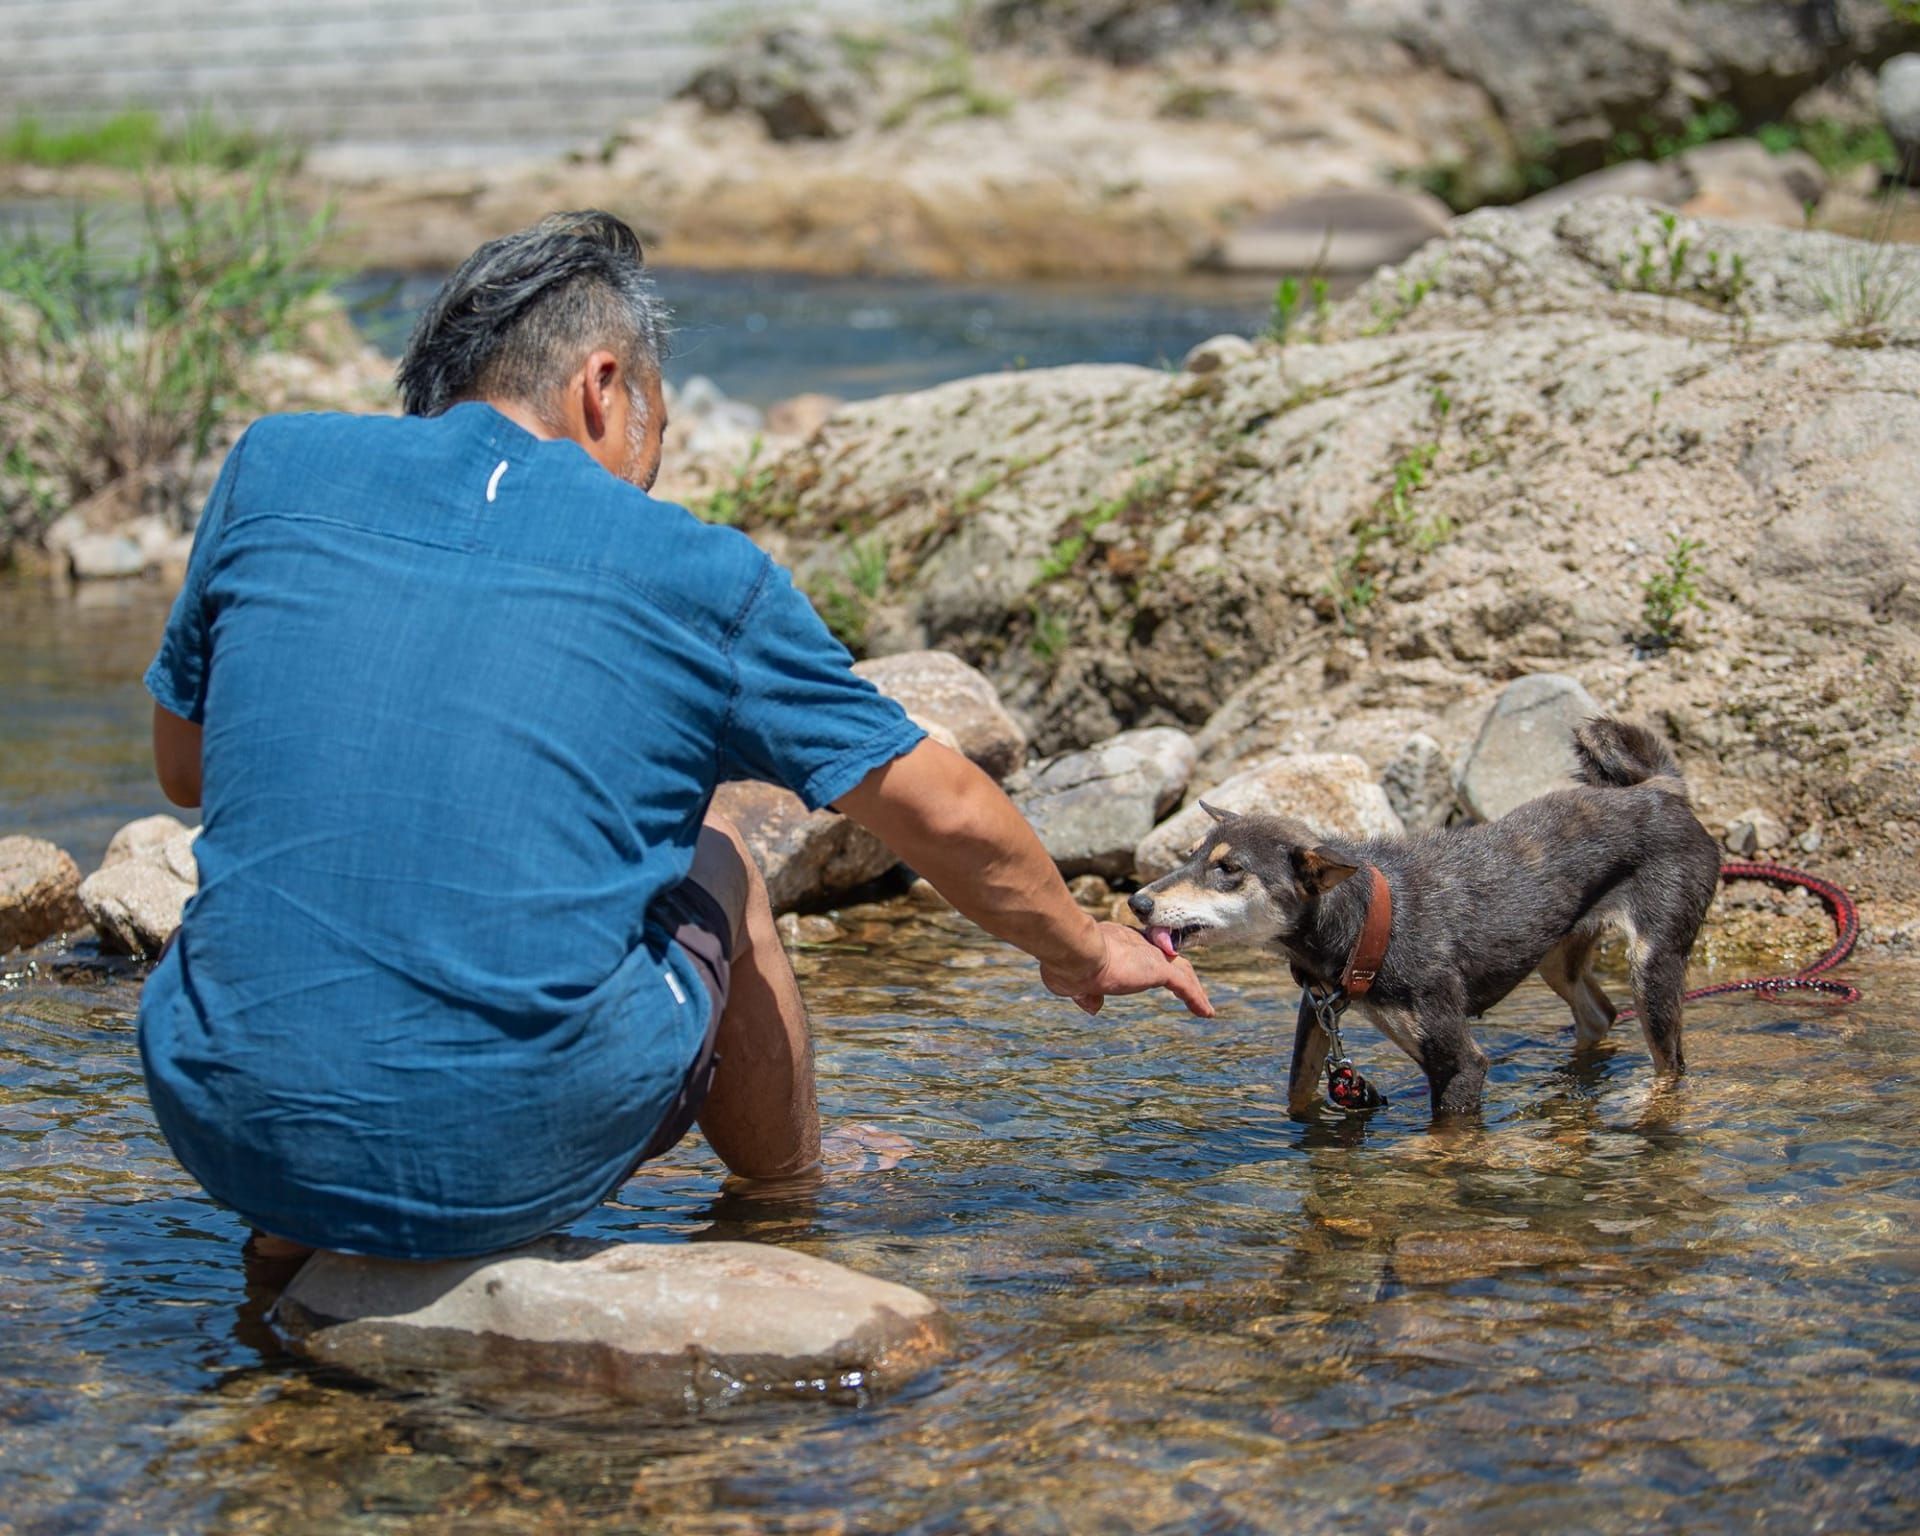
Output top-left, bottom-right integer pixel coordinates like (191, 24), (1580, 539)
(274, 1237), (954, 1411)
(0, 837), (85, 953)
(1136, 754), (1404, 880)
(1454, 674), (1603, 823)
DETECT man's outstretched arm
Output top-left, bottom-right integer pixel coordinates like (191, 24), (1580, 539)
(834, 738), (1213, 1018)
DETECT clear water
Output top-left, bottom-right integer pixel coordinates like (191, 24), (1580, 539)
(4, 589), (1920, 1534)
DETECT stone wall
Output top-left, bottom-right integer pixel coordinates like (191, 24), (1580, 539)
(0, 0), (937, 158)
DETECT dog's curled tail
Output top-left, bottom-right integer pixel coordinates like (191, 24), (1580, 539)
(1572, 717), (1688, 795)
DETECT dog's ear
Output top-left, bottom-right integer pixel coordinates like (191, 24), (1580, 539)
(1198, 800), (1233, 825)
(1291, 846), (1359, 895)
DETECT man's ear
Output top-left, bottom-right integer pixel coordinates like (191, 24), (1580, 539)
(1292, 846), (1359, 895)
(1199, 800), (1233, 825)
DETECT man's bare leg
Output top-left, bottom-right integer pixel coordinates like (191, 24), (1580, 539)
(689, 814), (823, 1181)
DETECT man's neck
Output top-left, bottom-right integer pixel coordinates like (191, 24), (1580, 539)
(480, 396), (560, 442)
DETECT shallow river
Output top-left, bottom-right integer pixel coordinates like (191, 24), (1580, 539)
(4, 583), (1919, 1533)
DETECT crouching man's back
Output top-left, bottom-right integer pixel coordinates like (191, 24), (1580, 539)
(141, 401), (921, 1259)
(139, 209), (1211, 1270)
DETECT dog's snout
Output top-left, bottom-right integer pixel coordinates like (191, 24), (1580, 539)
(1128, 891), (1155, 920)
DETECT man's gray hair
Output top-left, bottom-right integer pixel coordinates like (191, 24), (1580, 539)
(396, 210), (671, 425)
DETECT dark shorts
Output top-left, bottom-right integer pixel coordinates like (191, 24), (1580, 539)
(633, 879), (733, 1165)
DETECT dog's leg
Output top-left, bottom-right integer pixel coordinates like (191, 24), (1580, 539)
(1416, 1011), (1488, 1116)
(1628, 941), (1689, 1078)
(1285, 989), (1331, 1116)
(1539, 936), (1618, 1050)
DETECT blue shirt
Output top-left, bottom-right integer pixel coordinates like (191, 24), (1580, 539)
(137, 403), (924, 1260)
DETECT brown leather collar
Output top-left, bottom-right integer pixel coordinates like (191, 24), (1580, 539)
(1340, 866), (1393, 998)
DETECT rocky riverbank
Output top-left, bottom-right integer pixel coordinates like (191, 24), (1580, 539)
(716, 198), (1920, 928)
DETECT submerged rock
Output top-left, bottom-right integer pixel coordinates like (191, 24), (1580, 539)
(1009, 726), (1197, 879)
(1393, 1228), (1587, 1286)
(0, 837), (85, 953)
(78, 821), (200, 958)
(1135, 754), (1404, 881)
(1454, 673), (1601, 823)
(274, 1237), (954, 1410)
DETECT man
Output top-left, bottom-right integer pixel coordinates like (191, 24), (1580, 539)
(140, 210), (1210, 1265)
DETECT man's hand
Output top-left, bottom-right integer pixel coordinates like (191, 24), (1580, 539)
(837, 740), (1214, 1021)
(1039, 920), (1214, 1018)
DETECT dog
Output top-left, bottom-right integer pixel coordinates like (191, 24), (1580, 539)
(1128, 718), (1722, 1115)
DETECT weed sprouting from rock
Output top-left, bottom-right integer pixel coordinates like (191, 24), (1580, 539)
(1267, 273), (1331, 344)
(1640, 532), (1708, 648)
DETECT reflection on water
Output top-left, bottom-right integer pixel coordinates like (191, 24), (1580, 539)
(3, 585), (1919, 1534)
(0, 580), (189, 869)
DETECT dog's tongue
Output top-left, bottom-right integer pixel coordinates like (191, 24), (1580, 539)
(1145, 925), (1178, 960)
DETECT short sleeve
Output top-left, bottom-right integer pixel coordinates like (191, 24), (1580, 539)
(144, 431), (246, 724)
(720, 561), (926, 810)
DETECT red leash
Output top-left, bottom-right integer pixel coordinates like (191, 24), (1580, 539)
(1620, 860), (1862, 1019)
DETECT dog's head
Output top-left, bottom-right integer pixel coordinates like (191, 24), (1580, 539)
(1128, 804), (1359, 958)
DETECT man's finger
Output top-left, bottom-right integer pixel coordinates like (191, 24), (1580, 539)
(1075, 993), (1103, 1015)
(1165, 956), (1214, 1018)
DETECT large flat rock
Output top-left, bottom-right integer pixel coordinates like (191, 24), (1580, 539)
(274, 1237), (954, 1411)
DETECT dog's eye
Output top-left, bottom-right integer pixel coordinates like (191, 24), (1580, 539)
(1217, 860), (1241, 877)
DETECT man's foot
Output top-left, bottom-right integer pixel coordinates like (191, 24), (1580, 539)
(242, 1229), (317, 1289)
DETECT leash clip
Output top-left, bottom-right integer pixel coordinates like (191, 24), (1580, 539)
(1307, 984), (1388, 1113)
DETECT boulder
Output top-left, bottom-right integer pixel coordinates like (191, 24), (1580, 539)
(0, 837), (85, 952)
(66, 533), (148, 582)
(1881, 53), (1920, 169)
(1454, 674), (1601, 823)
(1008, 726), (1198, 879)
(78, 825), (200, 957)
(1135, 753), (1404, 881)
(1519, 142), (1825, 228)
(1381, 732), (1456, 832)
(712, 780), (897, 914)
(680, 26), (865, 142)
(1678, 139), (1826, 226)
(274, 1237), (954, 1410)
(102, 814), (194, 869)
(1724, 806), (1788, 857)
(1182, 334), (1258, 376)
(1211, 188), (1453, 275)
(854, 651), (1028, 781)
(764, 392), (843, 440)
(1518, 159), (1691, 219)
